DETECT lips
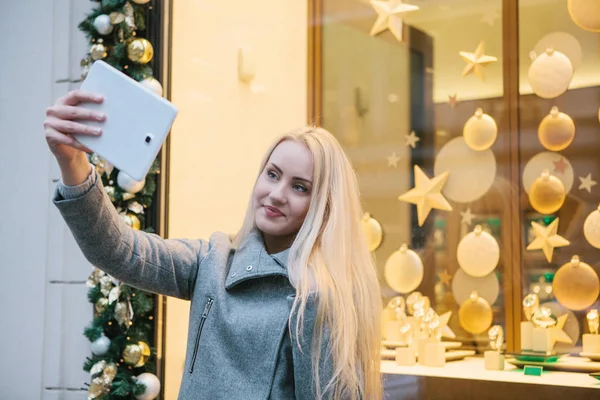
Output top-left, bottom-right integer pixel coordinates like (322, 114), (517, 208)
(264, 205), (284, 217)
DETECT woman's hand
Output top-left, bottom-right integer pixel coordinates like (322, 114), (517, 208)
(44, 90), (106, 162)
(44, 90), (106, 185)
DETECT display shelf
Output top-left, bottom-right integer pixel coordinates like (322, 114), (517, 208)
(381, 356), (600, 389)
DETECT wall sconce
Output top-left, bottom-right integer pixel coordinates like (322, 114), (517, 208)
(238, 47), (256, 84)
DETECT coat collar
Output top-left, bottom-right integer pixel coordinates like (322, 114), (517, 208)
(225, 229), (291, 290)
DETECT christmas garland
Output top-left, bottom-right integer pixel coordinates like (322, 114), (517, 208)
(78, 1), (162, 399)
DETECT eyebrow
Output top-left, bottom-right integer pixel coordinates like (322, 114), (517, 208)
(270, 163), (313, 184)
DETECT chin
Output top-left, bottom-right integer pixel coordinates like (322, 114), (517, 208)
(255, 213), (290, 237)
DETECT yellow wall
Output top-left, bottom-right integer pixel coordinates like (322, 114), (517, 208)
(165, 1), (308, 398)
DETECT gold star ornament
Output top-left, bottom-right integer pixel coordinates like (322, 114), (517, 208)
(437, 269), (452, 287)
(459, 41), (498, 81)
(550, 313), (573, 348)
(448, 94), (459, 108)
(526, 218), (570, 262)
(369, 0), (419, 42)
(439, 311), (456, 339)
(399, 165), (452, 226)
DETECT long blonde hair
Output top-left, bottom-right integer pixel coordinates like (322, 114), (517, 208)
(235, 126), (382, 399)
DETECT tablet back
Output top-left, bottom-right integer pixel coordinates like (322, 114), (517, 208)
(77, 60), (178, 181)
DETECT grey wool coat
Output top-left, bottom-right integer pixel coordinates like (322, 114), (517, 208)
(53, 168), (336, 399)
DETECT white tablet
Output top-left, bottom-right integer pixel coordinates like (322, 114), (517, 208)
(77, 60), (178, 181)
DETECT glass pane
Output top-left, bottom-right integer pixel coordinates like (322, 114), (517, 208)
(519, 0), (600, 354)
(321, 0), (506, 353)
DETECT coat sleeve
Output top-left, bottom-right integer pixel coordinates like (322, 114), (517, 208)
(288, 295), (350, 400)
(53, 169), (208, 300)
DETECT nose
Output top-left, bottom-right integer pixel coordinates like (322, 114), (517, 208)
(269, 183), (286, 204)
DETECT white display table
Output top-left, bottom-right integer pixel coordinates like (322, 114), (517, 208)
(381, 357), (600, 389)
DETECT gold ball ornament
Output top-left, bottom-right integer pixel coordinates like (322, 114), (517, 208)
(457, 225), (500, 278)
(132, 0), (151, 3)
(384, 244), (424, 294)
(568, 0), (600, 32)
(361, 213), (383, 252)
(123, 343), (142, 365)
(127, 38), (154, 64)
(528, 49), (573, 99)
(584, 204), (600, 248)
(553, 256), (600, 311)
(529, 170), (566, 214)
(122, 213), (141, 230)
(538, 106), (575, 151)
(459, 291), (493, 335)
(463, 108), (498, 151)
(90, 39), (108, 61)
(134, 341), (151, 368)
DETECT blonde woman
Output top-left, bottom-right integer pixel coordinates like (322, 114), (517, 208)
(44, 90), (382, 399)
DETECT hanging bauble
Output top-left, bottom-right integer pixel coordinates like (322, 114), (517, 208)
(134, 373), (161, 400)
(533, 32), (582, 71)
(553, 256), (600, 311)
(361, 213), (383, 252)
(452, 268), (500, 306)
(122, 213), (141, 230)
(462, 108), (498, 151)
(91, 334), (111, 356)
(584, 204), (600, 248)
(457, 225), (499, 278)
(523, 152), (574, 194)
(95, 297), (109, 314)
(127, 38), (154, 64)
(132, 0), (151, 4)
(528, 49), (573, 99)
(384, 244), (424, 294)
(140, 76), (164, 97)
(90, 39), (108, 61)
(538, 106), (575, 151)
(117, 171), (146, 194)
(123, 343), (142, 365)
(134, 341), (151, 368)
(93, 14), (113, 35)
(459, 291), (493, 334)
(528, 170), (566, 214)
(568, 0), (600, 32)
(433, 137), (496, 203)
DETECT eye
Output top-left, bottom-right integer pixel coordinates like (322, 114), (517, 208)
(267, 170), (278, 180)
(293, 184), (308, 193)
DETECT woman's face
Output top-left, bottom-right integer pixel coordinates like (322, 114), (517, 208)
(253, 140), (314, 242)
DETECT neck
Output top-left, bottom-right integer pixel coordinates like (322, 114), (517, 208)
(261, 232), (295, 254)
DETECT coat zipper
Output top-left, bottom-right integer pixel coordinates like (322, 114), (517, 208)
(189, 297), (214, 373)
